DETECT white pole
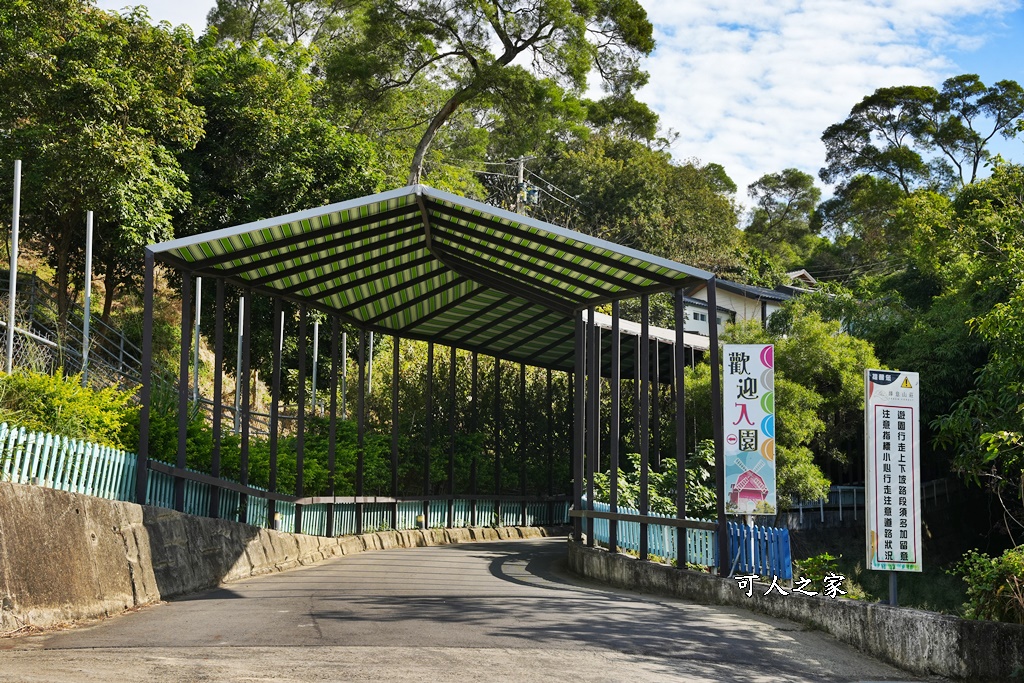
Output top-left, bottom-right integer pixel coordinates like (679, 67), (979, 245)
(234, 295), (244, 434)
(6, 160), (21, 375)
(311, 319), (319, 414)
(82, 210), (93, 386)
(193, 276), (202, 403)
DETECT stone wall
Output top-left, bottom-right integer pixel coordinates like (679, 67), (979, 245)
(568, 541), (1023, 683)
(0, 481), (566, 632)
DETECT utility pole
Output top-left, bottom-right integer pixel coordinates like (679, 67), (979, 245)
(508, 156), (536, 214)
(515, 156), (525, 214)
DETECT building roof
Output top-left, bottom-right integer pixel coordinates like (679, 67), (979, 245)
(148, 185), (712, 371)
(688, 279), (792, 303)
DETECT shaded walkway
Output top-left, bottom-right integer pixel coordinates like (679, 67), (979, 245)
(0, 539), (936, 682)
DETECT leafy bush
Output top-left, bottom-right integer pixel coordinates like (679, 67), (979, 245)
(592, 438), (717, 519)
(0, 370), (136, 448)
(951, 546), (1024, 623)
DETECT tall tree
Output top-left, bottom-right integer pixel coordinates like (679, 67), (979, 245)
(820, 85), (935, 194)
(207, 0), (359, 44)
(0, 1), (203, 322)
(745, 168), (821, 268)
(177, 37), (385, 381)
(918, 74), (1024, 187)
(532, 135), (740, 272)
(820, 75), (1024, 195)
(325, 0), (655, 184)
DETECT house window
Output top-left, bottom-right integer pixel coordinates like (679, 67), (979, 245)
(717, 317), (722, 324)
(694, 312), (707, 322)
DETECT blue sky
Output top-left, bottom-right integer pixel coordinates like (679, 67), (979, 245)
(97, 0), (1024, 205)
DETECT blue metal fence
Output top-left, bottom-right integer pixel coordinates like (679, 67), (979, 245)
(728, 521), (792, 579)
(0, 422), (570, 535)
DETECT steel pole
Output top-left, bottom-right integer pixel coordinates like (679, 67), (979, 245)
(639, 294), (651, 561)
(311, 319), (320, 415)
(82, 211), (93, 385)
(6, 160), (21, 374)
(135, 251), (155, 504)
(193, 277), (202, 403)
(174, 275), (192, 512)
(610, 301), (621, 552)
(709, 278), (729, 576)
(674, 288), (688, 566)
(234, 296), (244, 434)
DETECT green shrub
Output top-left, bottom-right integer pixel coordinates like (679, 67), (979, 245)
(951, 546), (1024, 623)
(0, 370), (136, 448)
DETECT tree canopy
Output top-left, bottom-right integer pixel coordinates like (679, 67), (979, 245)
(0, 0), (203, 320)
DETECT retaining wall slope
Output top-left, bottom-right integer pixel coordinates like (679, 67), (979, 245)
(0, 481), (565, 631)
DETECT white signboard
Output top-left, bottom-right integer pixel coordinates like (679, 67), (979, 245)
(865, 369), (922, 572)
(724, 344), (776, 515)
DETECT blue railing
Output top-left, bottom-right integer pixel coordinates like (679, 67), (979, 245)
(0, 422), (570, 535)
(585, 499), (791, 577)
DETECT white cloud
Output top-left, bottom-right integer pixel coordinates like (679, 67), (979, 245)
(640, 0), (1021, 204)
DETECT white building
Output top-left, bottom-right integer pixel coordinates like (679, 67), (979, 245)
(680, 295), (736, 337)
(685, 280), (794, 333)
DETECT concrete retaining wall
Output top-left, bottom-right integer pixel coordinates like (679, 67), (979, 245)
(568, 542), (1023, 683)
(0, 481), (566, 632)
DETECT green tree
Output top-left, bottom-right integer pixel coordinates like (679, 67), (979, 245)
(932, 163), (1024, 540)
(820, 85), (935, 194)
(917, 74), (1024, 188)
(177, 37), (385, 383)
(0, 1), (203, 322)
(207, 0), (359, 44)
(745, 168), (821, 269)
(532, 135), (741, 273)
(324, 0), (655, 183)
(820, 75), (1024, 196)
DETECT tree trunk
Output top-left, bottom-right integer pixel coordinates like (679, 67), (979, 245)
(407, 85), (478, 185)
(102, 266), (116, 324)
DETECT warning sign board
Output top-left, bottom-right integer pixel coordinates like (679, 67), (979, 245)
(865, 369), (922, 572)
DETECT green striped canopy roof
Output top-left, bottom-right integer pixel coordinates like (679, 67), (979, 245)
(149, 185), (712, 370)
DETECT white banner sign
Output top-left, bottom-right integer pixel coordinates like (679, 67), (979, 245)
(865, 369), (922, 572)
(724, 344), (775, 515)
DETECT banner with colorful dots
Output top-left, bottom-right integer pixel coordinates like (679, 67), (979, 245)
(723, 344), (776, 515)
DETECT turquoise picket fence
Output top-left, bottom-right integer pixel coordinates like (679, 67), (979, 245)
(588, 500), (718, 568)
(309, 498), (570, 536)
(0, 423), (136, 501)
(0, 421), (569, 536)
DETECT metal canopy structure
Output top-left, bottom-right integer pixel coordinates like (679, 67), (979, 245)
(136, 184), (730, 576)
(149, 185), (712, 371)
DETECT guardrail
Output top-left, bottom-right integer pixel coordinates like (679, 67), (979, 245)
(790, 480), (956, 524)
(587, 500), (718, 568)
(583, 499), (792, 578)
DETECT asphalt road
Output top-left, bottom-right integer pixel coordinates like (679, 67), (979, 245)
(0, 537), (941, 682)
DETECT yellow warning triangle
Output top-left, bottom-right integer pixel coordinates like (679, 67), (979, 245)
(901, 377), (913, 389)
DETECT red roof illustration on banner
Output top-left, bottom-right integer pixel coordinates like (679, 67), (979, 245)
(729, 459), (768, 506)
